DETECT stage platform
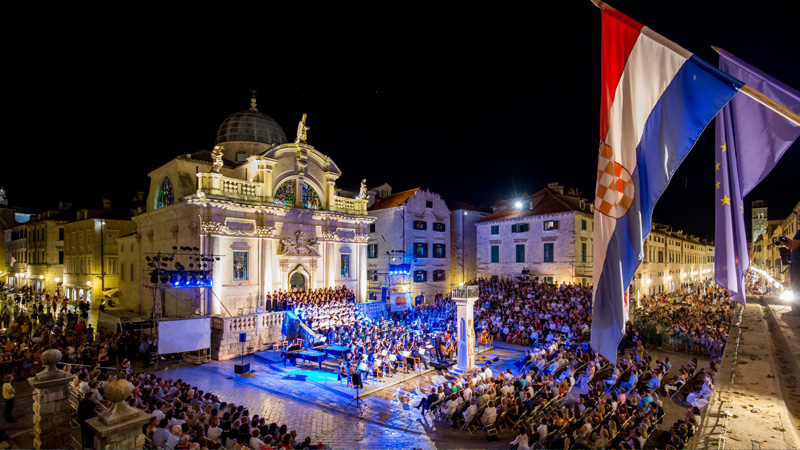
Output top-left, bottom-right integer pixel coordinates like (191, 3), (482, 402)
(252, 344), (493, 399)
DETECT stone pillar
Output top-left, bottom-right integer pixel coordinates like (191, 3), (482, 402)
(87, 379), (151, 450)
(452, 285), (478, 372)
(28, 349), (73, 450)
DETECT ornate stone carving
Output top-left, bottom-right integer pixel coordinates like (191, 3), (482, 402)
(211, 145), (224, 173)
(279, 230), (320, 256)
(279, 260), (291, 273)
(352, 233), (369, 243)
(321, 230), (340, 241)
(256, 226), (276, 238)
(294, 114), (309, 144)
(357, 179), (368, 200)
(201, 221), (224, 235)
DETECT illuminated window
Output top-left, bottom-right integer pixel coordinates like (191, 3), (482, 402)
(414, 270), (427, 282)
(233, 251), (247, 280)
(433, 270), (445, 282)
(414, 243), (428, 258)
(368, 244), (378, 258)
(302, 182), (320, 209)
(433, 243), (445, 258)
(274, 180), (296, 207)
(543, 220), (558, 230)
(341, 254), (350, 277)
(154, 177), (174, 210)
(414, 221), (427, 230)
(433, 222), (446, 232)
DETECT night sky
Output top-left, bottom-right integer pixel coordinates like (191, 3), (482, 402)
(5, 1), (799, 240)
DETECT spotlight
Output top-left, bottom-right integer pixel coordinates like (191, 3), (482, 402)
(189, 263), (194, 268)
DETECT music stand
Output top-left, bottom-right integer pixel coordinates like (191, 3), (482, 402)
(347, 372), (365, 414)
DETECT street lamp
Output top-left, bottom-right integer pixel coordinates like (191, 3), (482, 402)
(87, 280), (92, 287)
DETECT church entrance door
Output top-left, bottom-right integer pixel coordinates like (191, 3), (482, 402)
(290, 272), (306, 291)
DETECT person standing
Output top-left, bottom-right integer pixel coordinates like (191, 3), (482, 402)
(778, 230), (800, 315)
(3, 374), (15, 423)
(77, 391), (97, 449)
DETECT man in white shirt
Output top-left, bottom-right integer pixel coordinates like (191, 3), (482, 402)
(480, 401), (497, 426)
(462, 399), (478, 426)
(462, 384), (473, 402)
(537, 418), (548, 441)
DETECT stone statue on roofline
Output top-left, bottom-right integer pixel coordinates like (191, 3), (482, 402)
(295, 114), (310, 144)
(357, 179), (368, 200)
(211, 145), (224, 173)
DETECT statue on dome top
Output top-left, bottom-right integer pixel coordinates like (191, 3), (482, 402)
(211, 145), (224, 173)
(357, 179), (368, 200)
(295, 114), (310, 144)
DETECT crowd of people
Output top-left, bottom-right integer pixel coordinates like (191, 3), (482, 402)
(1, 273), (738, 449)
(289, 287), (364, 332)
(633, 285), (734, 359)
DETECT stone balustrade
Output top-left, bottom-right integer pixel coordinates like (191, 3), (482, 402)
(210, 311), (286, 360)
(331, 195), (369, 215)
(197, 173), (266, 202)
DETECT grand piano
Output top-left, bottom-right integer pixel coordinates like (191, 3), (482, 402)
(281, 349), (327, 371)
(321, 345), (350, 359)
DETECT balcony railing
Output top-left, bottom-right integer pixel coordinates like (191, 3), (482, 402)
(197, 173), (266, 202)
(197, 174), (369, 215)
(330, 195), (369, 215)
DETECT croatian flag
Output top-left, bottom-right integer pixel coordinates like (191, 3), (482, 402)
(591, 5), (742, 362)
(714, 49), (800, 305)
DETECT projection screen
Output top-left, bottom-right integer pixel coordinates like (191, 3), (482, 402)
(157, 318), (211, 354)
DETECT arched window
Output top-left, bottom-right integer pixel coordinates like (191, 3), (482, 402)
(303, 182), (320, 210)
(274, 180), (296, 207)
(154, 177), (174, 210)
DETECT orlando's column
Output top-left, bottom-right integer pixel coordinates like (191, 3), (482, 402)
(452, 285), (478, 372)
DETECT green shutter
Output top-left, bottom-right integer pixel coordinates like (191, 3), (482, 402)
(516, 244), (525, 263)
(491, 245), (499, 263)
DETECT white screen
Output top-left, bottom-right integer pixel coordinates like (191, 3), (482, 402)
(157, 318), (211, 354)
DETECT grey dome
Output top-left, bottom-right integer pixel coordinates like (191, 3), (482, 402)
(216, 107), (287, 146)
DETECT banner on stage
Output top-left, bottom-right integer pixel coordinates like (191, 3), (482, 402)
(389, 292), (411, 312)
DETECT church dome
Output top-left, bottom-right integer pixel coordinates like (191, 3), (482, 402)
(215, 98), (287, 146)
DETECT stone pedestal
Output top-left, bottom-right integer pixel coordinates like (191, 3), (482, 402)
(87, 379), (151, 450)
(452, 285), (478, 372)
(28, 349), (74, 450)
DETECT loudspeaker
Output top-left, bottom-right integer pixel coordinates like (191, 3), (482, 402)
(239, 332), (247, 343)
(351, 372), (363, 387)
(234, 363), (250, 374)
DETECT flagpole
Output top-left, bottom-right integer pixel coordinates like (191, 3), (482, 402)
(710, 46), (800, 128)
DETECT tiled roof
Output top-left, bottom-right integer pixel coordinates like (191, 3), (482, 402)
(478, 188), (591, 223)
(368, 188), (420, 211)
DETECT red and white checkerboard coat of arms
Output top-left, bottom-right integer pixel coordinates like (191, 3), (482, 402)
(595, 143), (635, 219)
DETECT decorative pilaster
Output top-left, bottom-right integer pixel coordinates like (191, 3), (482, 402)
(28, 349), (73, 450)
(86, 379), (151, 450)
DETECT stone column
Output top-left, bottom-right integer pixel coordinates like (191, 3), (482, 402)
(86, 379), (151, 450)
(28, 349), (73, 450)
(452, 285), (478, 372)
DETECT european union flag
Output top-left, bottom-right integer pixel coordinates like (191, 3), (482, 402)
(715, 49), (800, 304)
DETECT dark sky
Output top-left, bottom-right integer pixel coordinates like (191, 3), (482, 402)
(5, 1), (799, 240)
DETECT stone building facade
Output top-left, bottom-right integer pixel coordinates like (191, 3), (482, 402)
(118, 98), (373, 323)
(476, 184), (594, 285)
(751, 200), (800, 285)
(3, 209), (70, 293)
(62, 208), (137, 305)
(449, 203), (489, 286)
(367, 188), (452, 302)
(630, 223), (715, 301)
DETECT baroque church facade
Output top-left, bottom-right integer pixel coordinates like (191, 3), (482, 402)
(118, 98), (372, 318)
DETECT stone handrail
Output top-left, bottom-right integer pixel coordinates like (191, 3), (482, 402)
(211, 311), (286, 333)
(197, 173), (266, 202)
(331, 195), (369, 215)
